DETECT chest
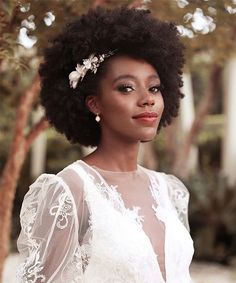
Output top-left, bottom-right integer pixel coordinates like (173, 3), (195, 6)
(81, 173), (194, 283)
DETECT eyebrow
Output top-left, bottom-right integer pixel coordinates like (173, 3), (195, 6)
(112, 74), (160, 84)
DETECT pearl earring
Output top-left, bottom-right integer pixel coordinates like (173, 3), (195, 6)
(95, 113), (101, 122)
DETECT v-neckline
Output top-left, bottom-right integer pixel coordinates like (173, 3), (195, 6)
(76, 160), (168, 283)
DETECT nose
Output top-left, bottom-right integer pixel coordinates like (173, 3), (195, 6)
(138, 91), (155, 107)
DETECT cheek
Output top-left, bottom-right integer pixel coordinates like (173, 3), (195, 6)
(156, 95), (165, 114)
(161, 103), (164, 114)
(100, 96), (133, 117)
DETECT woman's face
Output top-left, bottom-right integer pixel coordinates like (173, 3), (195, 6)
(89, 55), (164, 144)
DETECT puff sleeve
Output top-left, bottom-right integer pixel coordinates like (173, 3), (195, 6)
(16, 173), (83, 283)
(164, 174), (191, 232)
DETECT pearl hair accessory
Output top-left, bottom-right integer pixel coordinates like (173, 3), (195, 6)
(95, 114), (101, 123)
(69, 50), (116, 89)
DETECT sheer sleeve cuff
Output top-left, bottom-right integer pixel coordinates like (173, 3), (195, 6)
(164, 174), (191, 232)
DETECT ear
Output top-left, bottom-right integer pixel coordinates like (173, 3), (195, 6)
(86, 95), (101, 114)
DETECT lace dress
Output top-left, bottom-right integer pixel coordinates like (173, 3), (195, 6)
(16, 160), (194, 283)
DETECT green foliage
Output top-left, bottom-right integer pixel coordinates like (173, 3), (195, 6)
(45, 129), (83, 173)
(149, 0), (236, 64)
(187, 172), (236, 264)
(153, 130), (172, 170)
(0, 0), (29, 69)
(153, 114), (224, 172)
(197, 115), (223, 169)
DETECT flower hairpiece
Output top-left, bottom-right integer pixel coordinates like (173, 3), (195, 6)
(69, 50), (115, 89)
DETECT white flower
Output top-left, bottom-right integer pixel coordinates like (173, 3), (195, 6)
(69, 64), (86, 88)
(83, 58), (92, 69)
(75, 64), (86, 74)
(68, 50), (116, 89)
(83, 54), (99, 70)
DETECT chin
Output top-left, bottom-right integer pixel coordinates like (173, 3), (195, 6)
(139, 134), (156, 143)
(140, 137), (156, 143)
(141, 139), (153, 143)
(139, 129), (157, 141)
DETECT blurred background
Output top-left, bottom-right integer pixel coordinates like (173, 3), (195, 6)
(0, 0), (236, 282)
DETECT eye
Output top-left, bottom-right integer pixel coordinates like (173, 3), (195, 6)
(149, 84), (163, 94)
(117, 84), (135, 93)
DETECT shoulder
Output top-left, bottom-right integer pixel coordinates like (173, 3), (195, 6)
(22, 167), (80, 215)
(20, 172), (79, 229)
(151, 171), (190, 204)
(141, 166), (189, 197)
(162, 173), (190, 198)
(140, 167), (191, 230)
(22, 173), (74, 212)
(162, 173), (190, 231)
(25, 161), (88, 204)
(26, 173), (70, 201)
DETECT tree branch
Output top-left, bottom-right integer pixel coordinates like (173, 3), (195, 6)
(92, 0), (108, 8)
(172, 65), (222, 178)
(25, 117), (50, 152)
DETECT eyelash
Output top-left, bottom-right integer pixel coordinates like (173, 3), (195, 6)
(117, 84), (163, 94)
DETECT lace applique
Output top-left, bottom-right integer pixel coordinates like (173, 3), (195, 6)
(81, 242), (92, 272)
(125, 206), (145, 227)
(165, 174), (190, 231)
(62, 246), (83, 282)
(147, 173), (167, 223)
(21, 207), (37, 235)
(88, 173), (123, 210)
(149, 180), (160, 205)
(171, 185), (188, 214)
(49, 193), (73, 229)
(16, 238), (46, 283)
(17, 190), (46, 282)
(91, 176), (124, 211)
(89, 173), (145, 229)
(67, 162), (194, 282)
(171, 187), (189, 227)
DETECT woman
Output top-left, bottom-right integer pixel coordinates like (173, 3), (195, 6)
(16, 6), (194, 283)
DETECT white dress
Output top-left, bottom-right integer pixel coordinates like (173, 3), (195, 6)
(16, 160), (194, 283)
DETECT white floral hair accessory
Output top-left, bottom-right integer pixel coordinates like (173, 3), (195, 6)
(69, 50), (115, 89)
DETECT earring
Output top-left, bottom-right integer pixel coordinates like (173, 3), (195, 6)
(95, 113), (101, 122)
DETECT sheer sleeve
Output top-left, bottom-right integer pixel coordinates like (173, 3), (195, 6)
(16, 173), (84, 283)
(164, 174), (191, 232)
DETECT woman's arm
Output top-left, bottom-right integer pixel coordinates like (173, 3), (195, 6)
(16, 173), (84, 283)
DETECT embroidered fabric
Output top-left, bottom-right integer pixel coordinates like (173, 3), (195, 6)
(16, 160), (194, 283)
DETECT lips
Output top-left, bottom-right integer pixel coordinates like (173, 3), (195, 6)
(132, 112), (158, 119)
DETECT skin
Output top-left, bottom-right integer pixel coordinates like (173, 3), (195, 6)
(83, 55), (164, 172)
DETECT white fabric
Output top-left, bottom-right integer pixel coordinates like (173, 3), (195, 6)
(16, 160), (194, 283)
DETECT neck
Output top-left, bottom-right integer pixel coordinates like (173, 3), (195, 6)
(83, 135), (140, 172)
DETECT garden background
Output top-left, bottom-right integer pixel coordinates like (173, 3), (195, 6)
(0, 0), (236, 282)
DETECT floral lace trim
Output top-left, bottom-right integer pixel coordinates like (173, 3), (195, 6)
(17, 177), (75, 282)
(49, 193), (73, 229)
(125, 206), (144, 227)
(16, 239), (46, 283)
(21, 207), (37, 236)
(148, 174), (166, 223)
(62, 246), (83, 282)
(81, 242), (92, 272)
(88, 173), (145, 228)
(166, 175), (190, 229)
(17, 185), (46, 282)
(171, 187), (188, 214)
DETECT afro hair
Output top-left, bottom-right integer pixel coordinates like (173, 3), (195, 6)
(39, 6), (185, 147)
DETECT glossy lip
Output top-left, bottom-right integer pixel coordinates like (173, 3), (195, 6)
(132, 112), (158, 119)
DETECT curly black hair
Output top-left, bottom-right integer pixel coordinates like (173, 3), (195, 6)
(39, 6), (185, 147)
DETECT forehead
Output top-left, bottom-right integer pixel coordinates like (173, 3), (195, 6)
(104, 55), (159, 80)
